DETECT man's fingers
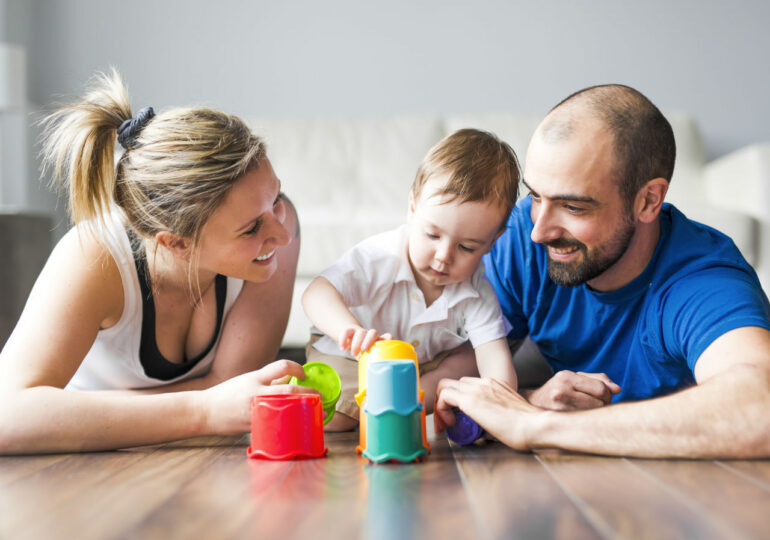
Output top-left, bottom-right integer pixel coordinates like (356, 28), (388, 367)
(578, 372), (621, 394)
(434, 388), (460, 432)
(572, 375), (614, 403)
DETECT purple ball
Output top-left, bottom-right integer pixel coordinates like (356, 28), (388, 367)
(446, 409), (484, 445)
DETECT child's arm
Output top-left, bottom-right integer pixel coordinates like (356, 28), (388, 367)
(301, 276), (391, 356)
(474, 338), (518, 391)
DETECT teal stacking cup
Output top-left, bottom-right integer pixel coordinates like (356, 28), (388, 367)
(364, 360), (421, 416)
(362, 408), (427, 463)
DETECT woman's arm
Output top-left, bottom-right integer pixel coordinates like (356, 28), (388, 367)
(0, 229), (306, 454)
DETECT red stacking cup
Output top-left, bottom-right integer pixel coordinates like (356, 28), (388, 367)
(247, 394), (328, 460)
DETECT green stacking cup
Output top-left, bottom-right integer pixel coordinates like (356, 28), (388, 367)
(289, 362), (342, 425)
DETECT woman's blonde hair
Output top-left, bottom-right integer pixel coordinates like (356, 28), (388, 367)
(41, 69), (266, 295)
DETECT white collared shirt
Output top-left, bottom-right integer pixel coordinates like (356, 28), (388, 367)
(311, 225), (508, 363)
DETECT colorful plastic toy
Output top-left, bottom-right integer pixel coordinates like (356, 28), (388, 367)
(289, 362), (341, 425)
(446, 409), (485, 445)
(247, 394), (328, 460)
(356, 340), (431, 463)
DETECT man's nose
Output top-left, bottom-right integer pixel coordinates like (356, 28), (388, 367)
(530, 203), (562, 245)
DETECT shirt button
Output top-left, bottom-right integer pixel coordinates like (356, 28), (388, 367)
(412, 340), (420, 347)
(412, 292), (420, 301)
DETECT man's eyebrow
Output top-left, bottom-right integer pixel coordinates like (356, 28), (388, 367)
(522, 179), (599, 205)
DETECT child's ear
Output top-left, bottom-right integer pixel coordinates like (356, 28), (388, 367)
(484, 228), (505, 253)
(156, 231), (191, 260)
(408, 190), (417, 218)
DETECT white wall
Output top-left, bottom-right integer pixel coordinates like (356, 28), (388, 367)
(4, 0), (770, 220)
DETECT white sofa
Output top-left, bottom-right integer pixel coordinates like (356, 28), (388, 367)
(244, 113), (766, 350)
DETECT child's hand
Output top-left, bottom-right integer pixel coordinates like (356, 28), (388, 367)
(338, 326), (393, 357)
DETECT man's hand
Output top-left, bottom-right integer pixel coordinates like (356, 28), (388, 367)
(338, 327), (393, 357)
(523, 371), (620, 410)
(434, 377), (540, 451)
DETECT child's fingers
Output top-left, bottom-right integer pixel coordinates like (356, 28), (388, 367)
(349, 330), (367, 356)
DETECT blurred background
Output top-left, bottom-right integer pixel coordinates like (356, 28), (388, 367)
(0, 0), (768, 345)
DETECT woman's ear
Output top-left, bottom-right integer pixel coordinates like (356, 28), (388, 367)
(155, 231), (191, 260)
(635, 178), (669, 224)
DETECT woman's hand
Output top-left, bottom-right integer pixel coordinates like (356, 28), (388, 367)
(200, 359), (316, 435)
(338, 327), (393, 357)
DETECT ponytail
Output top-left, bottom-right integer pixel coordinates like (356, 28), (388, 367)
(41, 69), (131, 228)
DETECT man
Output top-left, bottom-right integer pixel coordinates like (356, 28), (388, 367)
(435, 84), (770, 458)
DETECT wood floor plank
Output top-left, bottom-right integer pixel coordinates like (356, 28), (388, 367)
(17, 441), (237, 540)
(538, 453), (733, 539)
(629, 458), (770, 539)
(234, 428), (481, 539)
(127, 443), (296, 539)
(0, 453), (69, 486)
(0, 449), (157, 539)
(452, 443), (601, 539)
(717, 460), (770, 493)
(232, 431), (370, 539)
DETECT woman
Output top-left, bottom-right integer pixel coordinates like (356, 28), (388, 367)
(0, 70), (309, 453)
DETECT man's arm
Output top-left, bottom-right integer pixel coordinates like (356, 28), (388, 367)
(437, 326), (770, 458)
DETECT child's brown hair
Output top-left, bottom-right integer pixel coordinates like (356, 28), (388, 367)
(411, 128), (520, 217)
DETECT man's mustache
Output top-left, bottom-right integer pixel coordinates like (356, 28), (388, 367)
(544, 238), (585, 250)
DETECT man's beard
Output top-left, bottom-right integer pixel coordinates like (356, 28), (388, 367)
(545, 218), (636, 287)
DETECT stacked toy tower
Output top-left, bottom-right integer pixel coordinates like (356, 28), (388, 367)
(355, 340), (430, 463)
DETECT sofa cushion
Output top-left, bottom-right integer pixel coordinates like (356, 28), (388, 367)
(245, 115), (444, 277)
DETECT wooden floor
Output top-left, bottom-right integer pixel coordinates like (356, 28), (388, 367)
(1, 421), (770, 540)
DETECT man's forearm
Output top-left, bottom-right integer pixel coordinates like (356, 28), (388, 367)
(522, 364), (770, 458)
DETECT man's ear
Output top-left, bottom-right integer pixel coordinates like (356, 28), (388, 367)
(635, 178), (668, 224)
(155, 231), (191, 260)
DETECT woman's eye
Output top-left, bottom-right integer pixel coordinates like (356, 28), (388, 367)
(426, 232), (439, 239)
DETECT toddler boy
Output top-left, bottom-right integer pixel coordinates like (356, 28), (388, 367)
(302, 128), (520, 431)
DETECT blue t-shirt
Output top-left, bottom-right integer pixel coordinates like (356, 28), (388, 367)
(483, 197), (770, 402)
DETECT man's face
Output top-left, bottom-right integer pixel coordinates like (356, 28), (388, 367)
(524, 118), (637, 291)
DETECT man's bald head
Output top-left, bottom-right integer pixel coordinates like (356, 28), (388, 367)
(538, 85), (676, 209)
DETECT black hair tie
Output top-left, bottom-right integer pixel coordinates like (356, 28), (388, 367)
(117, 106), (155, 149)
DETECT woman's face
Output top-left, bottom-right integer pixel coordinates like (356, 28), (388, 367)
(197, 158), (291, 283)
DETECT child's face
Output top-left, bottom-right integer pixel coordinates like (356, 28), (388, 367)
(407, 176), (507, 297)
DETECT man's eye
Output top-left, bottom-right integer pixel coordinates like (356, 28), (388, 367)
(565, 205), (584, 214)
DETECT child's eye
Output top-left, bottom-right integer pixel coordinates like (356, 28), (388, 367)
(426, 232), (439, 239)
(459, 245), (476, 253)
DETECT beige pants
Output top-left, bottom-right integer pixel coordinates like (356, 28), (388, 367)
(305, 335), (452, 420)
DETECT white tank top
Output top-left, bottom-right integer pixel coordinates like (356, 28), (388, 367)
(66, 212), (244, 390)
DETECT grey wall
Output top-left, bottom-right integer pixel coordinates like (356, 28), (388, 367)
(6, 0), (770, 219)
